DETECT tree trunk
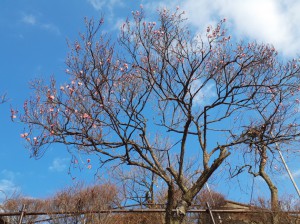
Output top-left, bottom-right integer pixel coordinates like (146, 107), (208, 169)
(257, 176), (279, 223)
(165, 148), (230, 224)
(270, 185), (279, 211)
(165, 184), (189, 224)
(269, 183), (279, 224)
(165, 184), (175, 224)
(259, 148), (279, 224)
(170, 200), (189, 224)
(260, 170), (279, 211)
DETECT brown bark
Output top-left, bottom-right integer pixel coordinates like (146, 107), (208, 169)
(259, 147), (279, 224)
(165, 184), (175, 224)
(165, 184), (189, 224)
(166, 148), (230, 224)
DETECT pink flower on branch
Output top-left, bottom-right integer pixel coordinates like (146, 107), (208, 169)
(75, 43), (81, 51)
(69, 88), (74, 95)
(10, 109), (17, 120)
(82, 113), (91, 119)
(33, 137), (39, 145)
(48, 95), (55, 101)
(20, 133), (29, 138)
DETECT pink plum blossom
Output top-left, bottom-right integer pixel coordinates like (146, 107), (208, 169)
(10, 109), (17, 120)
(20, 133), (29, 138)
(48, 95), (55, 101)
(75, 43), (81, 51)
(83, 113), (91, 119)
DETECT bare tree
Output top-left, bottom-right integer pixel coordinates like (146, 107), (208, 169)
(2, 183), (120, 224)
(3, 195), (45, 223)
(46, 182), (119, 223)
(17, 7), (300, 224)
(228, 54), (300, 222)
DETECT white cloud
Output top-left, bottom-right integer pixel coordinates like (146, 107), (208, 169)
(182, 1), (217, 30)
(215, 0), (296, 56)
(191, 79), (216, 107)
(49, 158), (69, 172)
(87, 0), (106, 10)
(152, 0), (300, 57)
(22, 14), (36, 25)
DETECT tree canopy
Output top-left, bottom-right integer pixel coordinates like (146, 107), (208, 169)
(15, 7), (300, 224)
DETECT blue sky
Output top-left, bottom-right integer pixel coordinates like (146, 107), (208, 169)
(1, 0), (300, 204)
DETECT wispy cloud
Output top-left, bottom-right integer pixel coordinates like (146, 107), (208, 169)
(0, 170), (20, 201)
(49, 158), (69, 172)
(1, 169), (20, 180)
(281, 168), (300, 179)
(21, 13), (60, 35)
(0, 179), (20, 201)
(87, 0), (106, 10)
(41, 23), (61, 35)
(22, 14), (37, 25)
(87, 0), (124, 11)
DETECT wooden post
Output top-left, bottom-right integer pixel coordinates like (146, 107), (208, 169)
(206, 202), (216, 224)
(18, 204), (26, 224)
